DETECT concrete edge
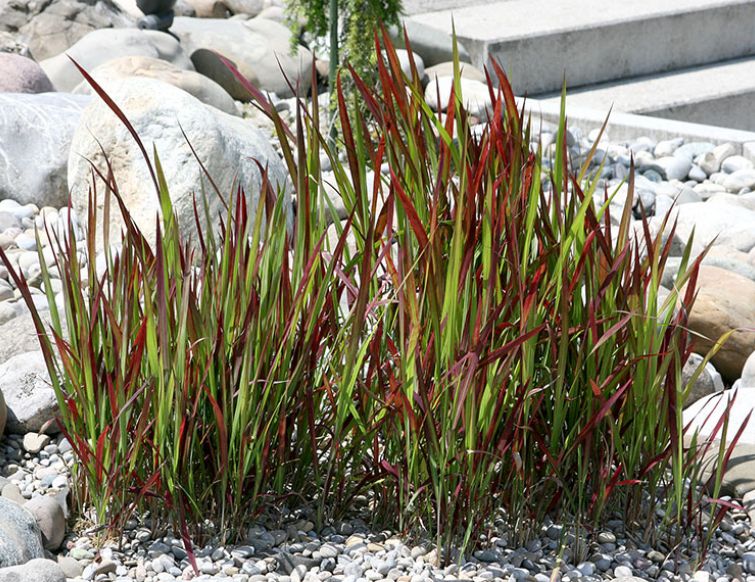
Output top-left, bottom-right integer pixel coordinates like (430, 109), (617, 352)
(517, 96), (755, 151)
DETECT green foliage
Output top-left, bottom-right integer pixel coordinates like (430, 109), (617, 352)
(285, 0), (402, 81)
(0, 34), (743, 567)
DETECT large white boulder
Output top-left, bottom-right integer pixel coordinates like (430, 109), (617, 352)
(40, 28), (194, 92)
(72, 55), (239, 116)
(684, 387), (755, 446)
(67, 77), (291, 246)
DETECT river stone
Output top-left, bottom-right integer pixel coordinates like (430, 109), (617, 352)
(112, 0), (196, 15)
(0, 351), (58, 433)
(171, 16), (313, 98)
(684, 266), (755, 381)
(723, 169), (755, 193)
(223, 0), (263, 15)
(0, 309), (69, 365)
(0, 54), (54, 93)
(425, 61), (486, 83)
(40, 27), (194, 92)
(721, 155), (754, 174)
(189, 49), (249, 100)
(0, 0), (134, 62)
(674, 141), (715, 162)
(24, 497), (65, 551)
(425, 76), (491, 118)
(181, 0), (230, 17)
(0, 93), (90, 207)
(715, 226), (755, 253)
(0, 32), (32, 58)
(664, 202), (755, 256)
(698, 245), (755, 282)
(698, 142), (737, 175)
(0, 558), (65, 582)
(645, 156), (692, 181)
(742, 351), (755, 388)
(682, 353), (724, 406)
(0, 498), (44, 567)
(67, 77), (291, 248)
(684, 390), (755, 452)
(73, 55), (238, 115)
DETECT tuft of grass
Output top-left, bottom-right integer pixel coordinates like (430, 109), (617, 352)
(0, 28), (744, 567)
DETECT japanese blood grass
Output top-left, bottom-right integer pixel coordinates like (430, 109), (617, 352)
(227, 30), (744, 560)
(0, 32), (743, 566)
(0, 67), (370, 558)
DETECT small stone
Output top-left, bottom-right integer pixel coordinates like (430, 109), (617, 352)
(57, 555), (83, 578)
(743, 551), (755, 574)
(22, 433), (51, 454)
(648, 156), (692, 181)
(614, 565), (634, 577)
(721, 155), (754, 174)
(688, 164), (707, 182)
(68, 547), (93, 561)
(723, 169), (755, 192)
(319, 544), (339, 558)
(473, 550), (498, 562)
(654, 138), (684, 157)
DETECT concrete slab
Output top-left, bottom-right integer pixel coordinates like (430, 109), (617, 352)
(402, 0), (489, 15)
(518, 97), (755, 148)
(536, 57), (755, 132)
(409, 0), (755, 95)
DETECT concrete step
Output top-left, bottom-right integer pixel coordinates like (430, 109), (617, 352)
(402, 0), (489, 15)
(536, 56), (755, 132)
(408, 0), (755, 95)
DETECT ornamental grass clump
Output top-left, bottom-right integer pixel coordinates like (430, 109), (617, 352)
(0, 30), (744, 566)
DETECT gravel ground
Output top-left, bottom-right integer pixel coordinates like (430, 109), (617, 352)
(0, 430), (753, 582)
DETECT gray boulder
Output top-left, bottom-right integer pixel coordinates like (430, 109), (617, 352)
(68, 77), (292, 248)
(0, 559), (65, 582)
(0, 499), (44, 567)
(0, 0), (134, 61)
(0, 310), (67, 366)
(171, 16), (313, 98)
(0, 93), (90, 207)
(0, 352), (59, 434)
(0, 54), (54, 93)
(40, 27), (193, 92)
